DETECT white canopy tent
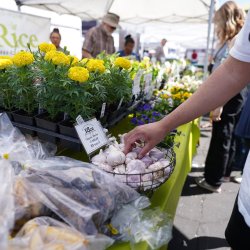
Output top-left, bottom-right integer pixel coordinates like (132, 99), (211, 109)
(15, 0), (215, 70)
(15, 0), (210, 23)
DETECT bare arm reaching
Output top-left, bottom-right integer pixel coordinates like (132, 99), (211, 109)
(124, 56), (250, 157)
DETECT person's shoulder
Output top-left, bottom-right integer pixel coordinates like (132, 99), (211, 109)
(117, 50), (125, 56)
(86, 25), (99, 35)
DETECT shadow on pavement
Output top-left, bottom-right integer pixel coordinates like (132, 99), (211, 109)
(180, 176), (213, 196)
(168, 226), (229, 250)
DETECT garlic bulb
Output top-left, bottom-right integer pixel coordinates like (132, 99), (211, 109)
(147, 162), (164, 179)
(91, 149), (106, 164)
(142, 173), (153, 190)
(125, 157), (132, 165)
(127, 170), (141, 188)
(149, 148), (165, 161)
(164, 166), (171, 176)
(98, 163), (113, 172)
(159, 159), (170, 168)
(132, 147), (142, 155)
(106, 147), (126, 167)
(141, 156), (153, 167)
(126, 152), (137, 160)
(118, 143), (125, 151)
(114, 164), (126, 174)
(126, 160), (146, 173)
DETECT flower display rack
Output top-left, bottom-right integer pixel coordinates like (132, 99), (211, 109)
(10, 100), (142, 151)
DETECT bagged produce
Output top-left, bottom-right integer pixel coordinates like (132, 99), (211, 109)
(110, 202), (173, 249)
(0, 160), (15, 250)
(21, 158), (140, 234)
(9, 217), (114, 250)
(0, 113), (56, 164)
(13, 177), (49, 235)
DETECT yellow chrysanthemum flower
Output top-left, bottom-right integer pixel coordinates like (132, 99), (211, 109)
(38, 42), (56, 53)
(44, 50), (57, 61)
(52, 52), (70, 65)
(68, 55), (79, 66)
(0, 55), (12, 61)
(86, 59), (105, 73)
(68, 66), (89, 83)
(12, 51), (34, 67)
(45, 51), (70, 65)
(0, 59), (13, 69)
(114, 57), (131, 70)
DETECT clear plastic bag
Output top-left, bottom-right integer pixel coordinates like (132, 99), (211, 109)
(0, 113), (56, 164)
(9, 216), (114, 250)
(22, 158), (140, 235)
(110, 205), (173, 250)
(13, 177), (50, 235)
(0, 160), (15, 250)
(23, 156), (89, 171)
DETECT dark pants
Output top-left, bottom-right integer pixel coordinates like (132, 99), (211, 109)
(204, 94), (244, 187)
(233, 137), (250, 171)
(225, 196), (250, 250)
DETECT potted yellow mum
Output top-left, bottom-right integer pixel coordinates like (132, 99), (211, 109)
(9, 50), (38, 135)
(0, 57), (15, 120)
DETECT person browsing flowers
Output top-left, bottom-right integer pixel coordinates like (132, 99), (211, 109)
(124, 6), (250, 249)
(82, 13), (120, 58)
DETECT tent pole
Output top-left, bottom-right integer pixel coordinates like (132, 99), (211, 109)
(203, 0), (215, 80)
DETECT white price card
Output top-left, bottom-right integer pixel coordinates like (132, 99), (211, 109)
(100, 103), (106, 118)
(76, 115), (84, 125)
(144, 73), (153, 99)
(132, 69), (143, 96)
(75, 117), (108, 155)
(117, 97), (124, 110)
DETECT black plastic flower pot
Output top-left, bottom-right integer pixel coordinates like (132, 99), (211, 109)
(99, 114), (108, 126)
(35, 112), (63, 144)
(0, 107), (16, 121)
(12, 110), (36, 136)
(58, 119), (82, 151)
(107, 109), (120, 124)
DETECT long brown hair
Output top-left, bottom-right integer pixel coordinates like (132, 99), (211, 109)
(214, 1), (245, 43)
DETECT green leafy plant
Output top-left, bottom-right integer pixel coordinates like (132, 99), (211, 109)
(7, 50), (38, 115)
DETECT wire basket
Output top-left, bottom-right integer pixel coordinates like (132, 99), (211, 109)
(104, 146), (176, 195)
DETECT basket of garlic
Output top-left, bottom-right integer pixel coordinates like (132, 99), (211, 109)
(91, 134), (176, 193)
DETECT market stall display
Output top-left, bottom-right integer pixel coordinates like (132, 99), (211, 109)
(0, 42), (203, 249)
(0, 113), (176, 250)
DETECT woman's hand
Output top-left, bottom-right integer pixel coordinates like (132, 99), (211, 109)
(124, 120), (168, 158)
(210, 107), (223, 122)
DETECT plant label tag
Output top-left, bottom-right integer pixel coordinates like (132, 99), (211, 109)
(76, 115), (84, 125)
(75, 118), (108, 155)
(117, 97), (124, 110)
(132, 70), (143, 96)
(100, 103), (106, 118)
(144, 73), (153, 99)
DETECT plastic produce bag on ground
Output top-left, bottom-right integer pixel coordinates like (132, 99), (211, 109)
(110, 205), (173, 250)
(0, 160), (15, 250)
(9, 216), (114, 250)
(22, 158), (140, 235)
